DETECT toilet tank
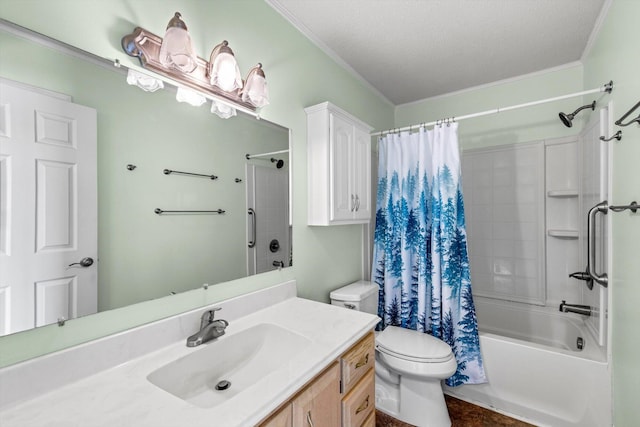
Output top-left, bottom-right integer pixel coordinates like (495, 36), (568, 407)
(330, 280), (379, 315)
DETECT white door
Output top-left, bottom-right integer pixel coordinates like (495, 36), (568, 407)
(0, 82), (97, 335)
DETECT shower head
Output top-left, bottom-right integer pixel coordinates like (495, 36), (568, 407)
(558, 100), (596, 128)
(270, 158), (284, 169)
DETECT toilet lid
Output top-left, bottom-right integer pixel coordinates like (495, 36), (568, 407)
(376, 326), (454, 363)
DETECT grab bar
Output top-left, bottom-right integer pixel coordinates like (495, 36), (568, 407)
(248, 208), (256, 248)
(154, 208), (225, 214)
(587, 201), (608, 287)
(163, 169), (218, 180)
(586, 200), (638, 287)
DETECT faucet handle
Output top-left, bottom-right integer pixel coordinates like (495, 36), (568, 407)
(200, 307), (222, 327)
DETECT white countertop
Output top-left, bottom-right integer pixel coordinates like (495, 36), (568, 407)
(0, 296), (379, 427)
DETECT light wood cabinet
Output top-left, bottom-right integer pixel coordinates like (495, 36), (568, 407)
(259, 403), (292, 427)
(342, 369), (375, 426)
(341, 332), (375, 395)
(258, 330), (376, 427)
(306, 102), (373, 226)
(292, 363), (341, 426)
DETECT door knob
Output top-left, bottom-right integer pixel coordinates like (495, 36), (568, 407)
(69, 257), (94, 267)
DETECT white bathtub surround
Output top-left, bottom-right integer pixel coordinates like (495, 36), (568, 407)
(0, 281), (379, 426)
(444, 298), (611, 427)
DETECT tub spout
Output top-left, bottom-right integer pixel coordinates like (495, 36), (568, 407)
(559, 300), (591, 316)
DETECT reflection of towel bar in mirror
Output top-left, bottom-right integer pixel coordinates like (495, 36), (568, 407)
(154, 208), (225, 215)
(163, 169), (218, 180)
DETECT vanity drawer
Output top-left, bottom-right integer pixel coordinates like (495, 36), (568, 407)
(361, 410), (376, 427)
(341, 368), (375, 427)
(341, 332), (375, 394)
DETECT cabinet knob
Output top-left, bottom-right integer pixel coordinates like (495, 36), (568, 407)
(306, 410), (315, 427)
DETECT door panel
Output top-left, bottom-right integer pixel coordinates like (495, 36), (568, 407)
(36, 160), (76, 251)
(35, 277), (77, 327)
(330, 113), (354, 221)
(352, 126), (371, 220)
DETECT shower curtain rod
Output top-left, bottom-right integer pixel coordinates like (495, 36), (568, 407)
(371, 80), (613, 137)
(245, 149), (289, 159)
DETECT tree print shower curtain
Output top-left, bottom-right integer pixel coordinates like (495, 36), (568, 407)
(372, 123), (486, 386)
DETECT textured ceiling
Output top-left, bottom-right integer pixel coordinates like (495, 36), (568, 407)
(267, 0), (607, 105)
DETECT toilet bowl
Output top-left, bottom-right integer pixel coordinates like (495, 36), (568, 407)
(330, 281), (457, 427)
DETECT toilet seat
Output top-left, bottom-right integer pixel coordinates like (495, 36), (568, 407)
(376, 326), (454, 363)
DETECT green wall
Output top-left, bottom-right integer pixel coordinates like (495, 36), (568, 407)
(395, 64), (587, 150)
(0, 0), (394, 366)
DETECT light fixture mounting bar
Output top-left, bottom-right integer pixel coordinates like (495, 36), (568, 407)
(122, 27), (256, 111)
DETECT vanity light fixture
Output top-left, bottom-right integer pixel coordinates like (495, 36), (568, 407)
(242, 63), (269, 108)
(121, 11), (268, 118)
(211, 100), (237, 119)
(126, 68), (164, 92)
(208, 40), (243, 92)
(176, 87), (207, 106)
(158, 12), (198, 73)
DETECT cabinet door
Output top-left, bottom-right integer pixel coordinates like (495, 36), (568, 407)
(259, 403), (292, 427)
(292, 363), (340, 427)
(352, 126), (371, 221)
(330, 113), (355, 221)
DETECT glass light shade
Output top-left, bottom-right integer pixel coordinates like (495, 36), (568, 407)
(176, 87), (206, 106)
(159, 25), (198, 73)
(242, 70), (269, 108)
(126, 69), (164, 92)
(211, 100), (237, 119)
(209, 42), (243, 92)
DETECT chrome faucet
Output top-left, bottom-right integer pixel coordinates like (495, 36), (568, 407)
(186, 307), (229, 347)
(559, 300), (591, 317)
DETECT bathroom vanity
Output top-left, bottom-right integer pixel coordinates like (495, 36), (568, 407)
(0, 281), (379, 426)
(259, 332), (376, 426)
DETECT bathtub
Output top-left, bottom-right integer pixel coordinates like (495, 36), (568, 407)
(444, 298), (611, 427)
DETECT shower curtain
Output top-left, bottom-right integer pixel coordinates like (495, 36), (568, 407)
(372, 123), (486, 386)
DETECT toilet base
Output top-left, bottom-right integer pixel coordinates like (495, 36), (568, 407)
(376, 372), (451, 427)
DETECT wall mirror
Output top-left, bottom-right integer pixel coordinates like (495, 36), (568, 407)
(0, 20), (292, 337)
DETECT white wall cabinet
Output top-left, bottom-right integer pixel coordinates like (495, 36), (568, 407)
(306, 102), (373, 225)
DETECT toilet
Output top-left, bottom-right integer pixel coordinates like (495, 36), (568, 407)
(330, 281), (457, 427)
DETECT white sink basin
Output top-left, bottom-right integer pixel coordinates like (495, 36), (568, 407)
(147, 323), (311, 408)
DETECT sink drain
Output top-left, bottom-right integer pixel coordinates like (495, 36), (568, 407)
(215, 380), (231, 391)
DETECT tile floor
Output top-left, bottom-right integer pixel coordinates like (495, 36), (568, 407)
(375, 395), (535, 427)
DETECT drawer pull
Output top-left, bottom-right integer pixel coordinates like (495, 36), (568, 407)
(355, 395), (370, 415)
(306, 410), (314, 427)
(355, 353), (369, 369)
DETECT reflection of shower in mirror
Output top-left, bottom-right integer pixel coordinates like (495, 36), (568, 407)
(245, 162), (290, 275)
